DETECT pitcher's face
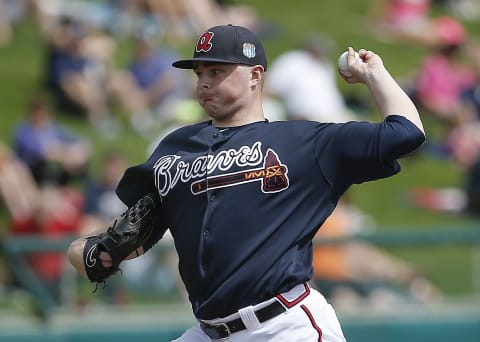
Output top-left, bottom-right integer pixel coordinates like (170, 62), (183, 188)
(194, 63), (255, 121)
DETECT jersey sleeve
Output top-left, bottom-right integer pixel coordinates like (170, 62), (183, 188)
(116, 162), (156, 206)
(314, 115), (425, 189)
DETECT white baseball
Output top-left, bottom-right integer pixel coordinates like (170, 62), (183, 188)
(338, 50), (359, 77)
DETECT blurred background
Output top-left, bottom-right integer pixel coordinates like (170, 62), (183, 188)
(0, 0), (480, 341)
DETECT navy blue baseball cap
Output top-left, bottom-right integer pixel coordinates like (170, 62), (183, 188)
(172, 24), (267, 71)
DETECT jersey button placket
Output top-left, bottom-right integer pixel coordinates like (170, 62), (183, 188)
(200, 145), (214, 272)
(200, 226), (210, 272)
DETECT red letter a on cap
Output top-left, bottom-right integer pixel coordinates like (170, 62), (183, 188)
(196, 31), (214, 52)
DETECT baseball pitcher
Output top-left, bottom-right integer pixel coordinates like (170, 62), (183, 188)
(68, 24), (425, 341)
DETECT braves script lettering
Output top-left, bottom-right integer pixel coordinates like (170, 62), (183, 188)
(154, 142), (264, 196)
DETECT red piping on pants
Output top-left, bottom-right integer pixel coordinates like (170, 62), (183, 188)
(301, 304), (323, 342)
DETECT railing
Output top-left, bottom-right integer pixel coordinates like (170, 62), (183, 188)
(2, 225), (480, 318)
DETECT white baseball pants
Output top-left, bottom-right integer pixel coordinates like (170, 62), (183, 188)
(172, 283), (346, 342)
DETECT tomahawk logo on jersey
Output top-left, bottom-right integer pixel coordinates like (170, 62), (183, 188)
(153, 141), (289, 196)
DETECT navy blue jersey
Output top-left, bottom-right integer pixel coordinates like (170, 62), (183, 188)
(116, 115), (425, 319)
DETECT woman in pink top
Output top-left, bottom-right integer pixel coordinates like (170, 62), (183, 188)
(416, 17), (477, 121)
(417, 51), (476, 120)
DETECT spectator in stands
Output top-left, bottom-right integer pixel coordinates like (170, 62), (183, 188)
(265, 34), (357, 123)
(313, 197), (439, 309)
(109, 26), (192, 134)
(12, 96), (91, 187)
(404, 17), (480, 170)
(42, 16), (116, 133)
(413, 16), (477, 123)
(0, 142), (84, 305)
(409, 36), (480, 216)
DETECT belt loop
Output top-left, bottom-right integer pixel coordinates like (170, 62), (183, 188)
(276, 283), (310, 308)
(238, 306), (261, 330)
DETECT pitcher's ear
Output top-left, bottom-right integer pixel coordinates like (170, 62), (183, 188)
(250, 65), (265, 85)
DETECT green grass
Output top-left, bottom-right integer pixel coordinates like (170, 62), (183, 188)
(0, 1), (479, 298)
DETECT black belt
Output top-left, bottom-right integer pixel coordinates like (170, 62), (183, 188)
(200, 300), (286, 340)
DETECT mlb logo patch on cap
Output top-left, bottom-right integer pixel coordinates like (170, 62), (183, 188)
(242, 43), (256, 59)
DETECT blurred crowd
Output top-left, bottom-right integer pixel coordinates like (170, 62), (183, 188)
(367, 1), (480, 215)
(0, 0), (479, 316)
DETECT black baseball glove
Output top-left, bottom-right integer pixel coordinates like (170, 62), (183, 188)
(83, 193), (159, 285)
